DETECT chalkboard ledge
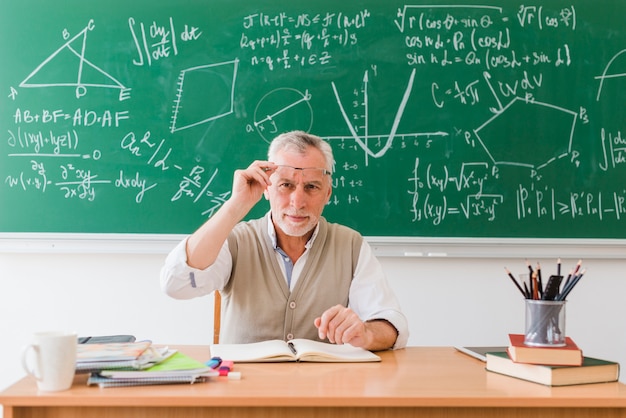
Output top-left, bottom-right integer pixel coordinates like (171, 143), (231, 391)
(0, 233), (186, 255)
(0, 234), (624, 259)
(369, 237), (626, 259)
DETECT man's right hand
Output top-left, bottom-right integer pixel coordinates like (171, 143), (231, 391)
(185, 160), (276, 270)
(230, 160), (277, 213)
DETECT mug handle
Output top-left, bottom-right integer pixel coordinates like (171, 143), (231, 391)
(21, 344), (42, 381)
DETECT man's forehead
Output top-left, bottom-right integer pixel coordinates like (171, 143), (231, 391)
(274, 147), (326, 165)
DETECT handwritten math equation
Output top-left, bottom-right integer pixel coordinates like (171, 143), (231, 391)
(2, 2), (626, 234)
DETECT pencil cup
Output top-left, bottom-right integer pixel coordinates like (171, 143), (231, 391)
(524, 300), (566, 347)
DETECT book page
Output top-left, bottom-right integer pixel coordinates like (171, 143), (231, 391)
(291, 339), (381, 362)
(210, 340), (296, 362)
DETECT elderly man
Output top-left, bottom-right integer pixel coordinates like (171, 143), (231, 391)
(161, 130), (408, 351)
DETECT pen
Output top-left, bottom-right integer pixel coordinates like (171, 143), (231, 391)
(288, 341), (297, 356)
(504, 267), (526, 298)
(557, 257), (561, 277)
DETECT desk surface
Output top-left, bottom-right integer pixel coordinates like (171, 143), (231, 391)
(2, 346), (625, 410)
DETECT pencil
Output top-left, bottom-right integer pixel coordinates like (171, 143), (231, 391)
(504, 267), (526, 298)
(563, 268), (574, 289)
(557, 269), (586, 301)
(536, 262), (543, 298)
(525, 259), (534, 275)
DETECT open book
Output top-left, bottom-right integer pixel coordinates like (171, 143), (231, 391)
(210, 339), (381, 363)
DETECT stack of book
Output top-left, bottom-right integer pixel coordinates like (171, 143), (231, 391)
(485, 334), (620, 386)
(76, 341), (217, 387)
(76, 341), (160, 372)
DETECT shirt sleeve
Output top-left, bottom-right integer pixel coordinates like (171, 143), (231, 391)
(348, 241), (410, 349)
(159, 237), (232, 300)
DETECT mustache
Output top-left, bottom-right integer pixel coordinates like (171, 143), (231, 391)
(283, 211), (309, 217)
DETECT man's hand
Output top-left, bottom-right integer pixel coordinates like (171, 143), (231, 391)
(186, 161), (276, 270)
(314, 305), (398, 351)
(230, 160), (277, 214)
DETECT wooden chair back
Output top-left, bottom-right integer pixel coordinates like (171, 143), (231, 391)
(213, 290), (221, 344)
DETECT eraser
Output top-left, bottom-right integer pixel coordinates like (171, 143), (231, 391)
(227, 371), (242, 380)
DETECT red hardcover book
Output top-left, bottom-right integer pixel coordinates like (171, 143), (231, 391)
(507, 334), (583, 366)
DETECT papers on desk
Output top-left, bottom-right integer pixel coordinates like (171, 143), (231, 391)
(76, 341), (217, 388)
(76, 342), (174, 373)
(87, 351), (218, 388)
(77, 341), (151, 362)
(454, 346), (507, 362)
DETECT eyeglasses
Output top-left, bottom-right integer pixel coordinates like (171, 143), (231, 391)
(271, 165), (332, 195)
(274, 165), (332, 180)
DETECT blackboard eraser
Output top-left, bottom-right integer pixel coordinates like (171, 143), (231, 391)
(403, 252), (424, 257)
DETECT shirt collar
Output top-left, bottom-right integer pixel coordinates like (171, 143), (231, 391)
(267, 212), (319, 250)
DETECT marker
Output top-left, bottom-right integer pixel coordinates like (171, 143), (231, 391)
(219, 360), (234, 376)
(205, 357), (222, 369)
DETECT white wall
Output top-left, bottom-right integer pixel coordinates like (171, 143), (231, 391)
(1, 248), (625, 408)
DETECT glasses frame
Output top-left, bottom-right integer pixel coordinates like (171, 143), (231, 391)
(274, 164), (332, 177)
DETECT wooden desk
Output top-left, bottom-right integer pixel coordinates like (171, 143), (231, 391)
(2, 346), (625, 418)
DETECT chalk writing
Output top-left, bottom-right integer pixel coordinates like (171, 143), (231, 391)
(241, 10), (370, 70)
(2, 1), (625, 238)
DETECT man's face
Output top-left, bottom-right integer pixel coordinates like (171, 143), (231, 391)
(265, 146), (332, 238)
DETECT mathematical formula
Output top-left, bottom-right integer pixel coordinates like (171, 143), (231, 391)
(2, 1), (625, 236)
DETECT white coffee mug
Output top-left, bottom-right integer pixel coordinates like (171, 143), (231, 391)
(21, 331), (77, 391)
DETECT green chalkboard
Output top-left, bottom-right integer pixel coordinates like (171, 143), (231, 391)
(2, 0), (626, 238)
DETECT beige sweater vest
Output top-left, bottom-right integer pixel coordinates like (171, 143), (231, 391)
(220, 214), (362, 343)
